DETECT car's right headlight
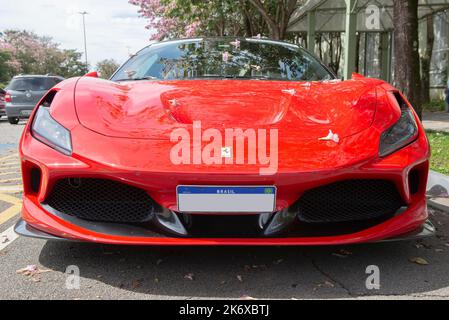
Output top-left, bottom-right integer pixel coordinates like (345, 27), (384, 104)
(31, 106), (72, 155)
(379, 99), (419, 157)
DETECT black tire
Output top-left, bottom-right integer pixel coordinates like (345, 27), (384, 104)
(8, 117), (19, 125)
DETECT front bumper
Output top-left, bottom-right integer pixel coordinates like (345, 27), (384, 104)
(18, 120), (432, 245)
(18, 194), (432, 246)
(6, 104), (34, 118)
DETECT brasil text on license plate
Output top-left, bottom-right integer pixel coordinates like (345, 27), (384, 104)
(177, 186), (276, 213)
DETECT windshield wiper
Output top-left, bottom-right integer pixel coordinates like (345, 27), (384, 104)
(115, 76), (159, 82)
(234, 75), (271, 80)
(192, 75), (231, 79)
(192, 75), (272, 80)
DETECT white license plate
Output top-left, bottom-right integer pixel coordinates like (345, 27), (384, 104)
(21, 110), (32, 116)
(177, 186), (276, 213)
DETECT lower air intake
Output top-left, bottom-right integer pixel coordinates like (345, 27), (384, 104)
(297, 180), (404, 223)
(46, 178), (156, 223)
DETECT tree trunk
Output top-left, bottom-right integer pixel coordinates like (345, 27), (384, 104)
(420, 15), (434, 104)
(241, 3), (254, 37)
(393, 0), (423, 118)
(355, 33), (360, 73)
(247, 0), (298, 40)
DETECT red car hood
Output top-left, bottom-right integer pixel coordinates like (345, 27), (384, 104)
(74, 78), (381, 141)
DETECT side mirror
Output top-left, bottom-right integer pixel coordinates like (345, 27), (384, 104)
(84, 71), (99, 78)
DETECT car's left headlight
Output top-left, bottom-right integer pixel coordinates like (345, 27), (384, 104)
(31, 106), (72, 155)
(379, 105), (418, 157)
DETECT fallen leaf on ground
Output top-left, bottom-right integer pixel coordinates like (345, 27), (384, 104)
(416, 241), (432, 249)
(244, 264), (267, 272)
(322, 281), (335, 288)
(409, 257), (429, 265)
(314, 281), (335, 291)
(16, 265), (51, 276)
(184, 273), (195, 281)
(332, 249), (352, 258)
(252, 264), (267, 270)
(274, 259), (284, 265)
(237, 275), (244, 282)
(16, 265), (52, 282)
(132, 279), (143, 289)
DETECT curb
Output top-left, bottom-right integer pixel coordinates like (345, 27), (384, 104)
(427, 171), (449, 213)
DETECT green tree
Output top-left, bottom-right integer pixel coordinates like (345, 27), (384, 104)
(247, 0), (301, 40)
(129, 0), (305, 40)
(0, 50), (17, 87)
(1, 30), (87, 79)
(58, 50), (89, 78)
(96, 59), (120, 79)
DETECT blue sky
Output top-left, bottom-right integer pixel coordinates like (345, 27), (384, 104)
(0, 0), (152, 67)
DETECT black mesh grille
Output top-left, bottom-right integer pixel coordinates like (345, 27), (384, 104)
(297, 180), (404, 223)
(46, 179), (155, 223)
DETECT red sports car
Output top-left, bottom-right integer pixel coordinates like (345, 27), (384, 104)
(15, 38), (434, 245)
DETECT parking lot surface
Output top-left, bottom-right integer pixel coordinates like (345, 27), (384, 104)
(0, 117), (449, 300)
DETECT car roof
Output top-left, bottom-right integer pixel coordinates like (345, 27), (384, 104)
(141, 37), (300, 52)
(12, 74), (65, 80)
(158, 36), (298, 45)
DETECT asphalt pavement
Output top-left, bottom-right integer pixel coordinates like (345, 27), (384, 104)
(0, 116), (449, 300)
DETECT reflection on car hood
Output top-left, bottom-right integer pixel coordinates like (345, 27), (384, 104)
(74, 77), (383, 141)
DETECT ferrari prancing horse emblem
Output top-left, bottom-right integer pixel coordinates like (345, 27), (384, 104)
(221, 147), (232, 158)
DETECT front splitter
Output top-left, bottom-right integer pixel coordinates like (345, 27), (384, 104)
(14, 218), (436, 245)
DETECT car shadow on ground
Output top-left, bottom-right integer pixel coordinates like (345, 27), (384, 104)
(38, 210), (449, 299)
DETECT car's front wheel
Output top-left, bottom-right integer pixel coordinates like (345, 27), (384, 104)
(8, 117), (19, 125)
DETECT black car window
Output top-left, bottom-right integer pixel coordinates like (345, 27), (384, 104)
(50, 77), (63, 86)
(8, 78), (59, 91)
(112, 39), (334, 82)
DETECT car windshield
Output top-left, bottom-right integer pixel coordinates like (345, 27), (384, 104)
(8, 77), (61, 91)
(112, 39), (334, 82)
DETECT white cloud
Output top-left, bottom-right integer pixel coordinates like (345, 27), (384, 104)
(0, 0), (152, 68)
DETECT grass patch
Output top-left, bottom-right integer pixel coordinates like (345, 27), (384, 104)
(423, 100), (446, 112)
(427, 130), (449, 175)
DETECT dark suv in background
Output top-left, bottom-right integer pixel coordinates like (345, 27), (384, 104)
(5, 75), (64, 124)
